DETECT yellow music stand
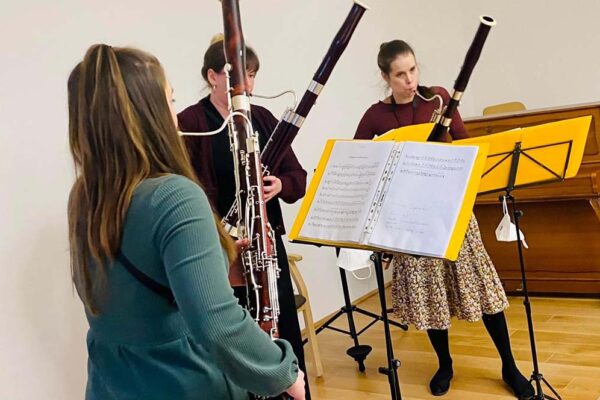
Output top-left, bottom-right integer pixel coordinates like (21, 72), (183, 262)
(454, 116), (590, 193)
(453, 115), (591, 400)
(370, 116), (590, 400)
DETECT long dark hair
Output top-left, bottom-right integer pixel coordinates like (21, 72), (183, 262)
(67, 44), (235, 314)
(377, 39), (434, 99)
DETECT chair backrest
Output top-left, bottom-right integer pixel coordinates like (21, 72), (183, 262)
(482, 101), (526, 116)
(288, 254), (308, 307)
(287, 253), (325, 377)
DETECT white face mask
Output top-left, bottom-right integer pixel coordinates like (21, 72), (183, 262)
(495, 197), (528, 248)
(336, 248), (374, 280)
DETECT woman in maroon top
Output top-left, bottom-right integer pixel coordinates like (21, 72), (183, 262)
(356, 40), (534, 399)
(178, 36), (310, 399)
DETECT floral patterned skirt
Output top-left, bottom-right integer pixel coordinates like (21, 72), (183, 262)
(390, 214), (508, 330)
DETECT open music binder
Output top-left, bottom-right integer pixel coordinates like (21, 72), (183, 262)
(289, 126), (489, 261)
(362, 116), (590, 193)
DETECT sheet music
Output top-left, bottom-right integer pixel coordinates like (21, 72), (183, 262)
(300, 141), (395, 242)
(367, 142), (478, 257)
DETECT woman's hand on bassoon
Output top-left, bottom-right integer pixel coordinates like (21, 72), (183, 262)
(234, 238), (249, 253)
(263, 175), (282, 202)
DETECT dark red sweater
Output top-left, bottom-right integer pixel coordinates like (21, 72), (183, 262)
(178, 96), (307, 235)
(355, 86), (468, 140)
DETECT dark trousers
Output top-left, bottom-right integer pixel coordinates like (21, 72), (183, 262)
(233, 235), (311, 399)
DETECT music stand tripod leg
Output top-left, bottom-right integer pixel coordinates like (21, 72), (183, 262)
(502, 141), (561, 400)
(315, 248), (373, 371)
(371, 252), (402, 400)
(317, 248), (407, 372)
(353, 305), (408, 331)
(507, 195), (561, 400)
(339, 266), (373, 372)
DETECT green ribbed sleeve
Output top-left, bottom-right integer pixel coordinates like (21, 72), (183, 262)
(151, 175), (298, 396)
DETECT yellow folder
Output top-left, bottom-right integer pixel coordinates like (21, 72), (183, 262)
(374, 122), (435, 142)
(289, 125), (490, 261)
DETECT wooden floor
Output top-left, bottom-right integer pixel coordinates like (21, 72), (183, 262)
(304, 292), (600, 400)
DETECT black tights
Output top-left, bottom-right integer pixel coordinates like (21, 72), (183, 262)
(427, 311), (533, 397)
(482, 311), (518, 371)
(427, 311), (518, 370)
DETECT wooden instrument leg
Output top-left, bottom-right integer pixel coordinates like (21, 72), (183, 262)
(229, 256), (246, 287)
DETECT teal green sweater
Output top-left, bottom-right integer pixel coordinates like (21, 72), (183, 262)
(85, 175), (298, 399)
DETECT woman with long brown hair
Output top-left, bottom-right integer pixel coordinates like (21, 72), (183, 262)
(67, 44), (304, 400)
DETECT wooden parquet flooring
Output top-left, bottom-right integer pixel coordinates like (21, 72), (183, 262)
(304, 293), (600, 399)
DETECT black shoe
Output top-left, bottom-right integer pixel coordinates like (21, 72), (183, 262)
(502, 367), (535, 400)
(429, 366), (453, 396)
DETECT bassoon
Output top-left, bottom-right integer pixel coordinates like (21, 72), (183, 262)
(427, 15), (496, 142)
(220, 0), (281, 339)
(222, 0), (368, 234)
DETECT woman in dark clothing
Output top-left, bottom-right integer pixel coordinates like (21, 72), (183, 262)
(355, 40), (534, 399)
(178, 36), (311, 398)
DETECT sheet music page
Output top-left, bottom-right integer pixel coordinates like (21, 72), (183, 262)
(300, 141), (395, 242)
(367, 142), (478, 257)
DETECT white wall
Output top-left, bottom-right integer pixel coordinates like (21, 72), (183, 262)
(2, 1), (600, 399)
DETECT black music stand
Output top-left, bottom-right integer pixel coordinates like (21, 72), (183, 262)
(314, 249), (407, 373)
(371, 251), (402, 400)
(293, 241), (406, 400)
(482, 139), (575, 400)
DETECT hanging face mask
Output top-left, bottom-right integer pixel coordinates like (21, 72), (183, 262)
(495, 197), (528, 248)
(336, 248), (373, 280)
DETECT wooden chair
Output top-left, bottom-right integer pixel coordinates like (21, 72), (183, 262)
(482, 101), (526, 115)
(287, 253), (324, 377)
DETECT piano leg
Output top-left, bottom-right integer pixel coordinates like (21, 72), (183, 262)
(590, 198), (600, 222)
